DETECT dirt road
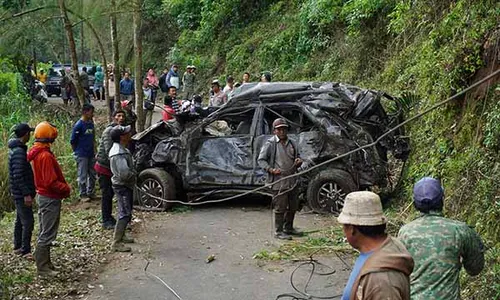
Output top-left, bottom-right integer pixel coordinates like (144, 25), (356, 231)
(84, 201), (351, 300)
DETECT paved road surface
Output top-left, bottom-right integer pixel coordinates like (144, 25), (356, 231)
(85, 201), (351, 300)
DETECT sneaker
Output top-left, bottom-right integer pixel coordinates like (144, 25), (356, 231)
(274, 232), (292, 240)
(80, 196), (91, 202)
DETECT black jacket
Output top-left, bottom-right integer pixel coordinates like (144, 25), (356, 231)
(8, 138), (36, 199)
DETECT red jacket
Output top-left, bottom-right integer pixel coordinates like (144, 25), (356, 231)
(27, 145), (71, 199)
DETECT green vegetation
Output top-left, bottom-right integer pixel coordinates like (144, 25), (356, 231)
(253, 224), (352, 261)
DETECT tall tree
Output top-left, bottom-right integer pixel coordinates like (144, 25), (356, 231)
(133, 0), (144, 131)
(58, 0), (85, 106)
(110, 0), (120, 112)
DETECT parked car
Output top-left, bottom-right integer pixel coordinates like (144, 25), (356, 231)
(132, 82), (410, 214)
(46, 66), (64, 97)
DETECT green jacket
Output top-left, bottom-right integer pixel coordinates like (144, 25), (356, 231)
(398, 212), (485, 300)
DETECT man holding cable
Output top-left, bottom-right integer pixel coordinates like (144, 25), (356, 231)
(258, 118), (303, 240)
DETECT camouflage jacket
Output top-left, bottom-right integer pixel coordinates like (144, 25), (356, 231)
(398, 212), (485, 300)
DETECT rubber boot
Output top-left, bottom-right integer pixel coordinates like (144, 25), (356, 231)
(112, 219), (131, 252)
(284, 212), (303, 236)
(47, 246), (59, 271)
(35, 246), (59, 277)
(274, 213), (291, 240)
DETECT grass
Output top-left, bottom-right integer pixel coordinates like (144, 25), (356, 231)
(253, 222), (353, 262)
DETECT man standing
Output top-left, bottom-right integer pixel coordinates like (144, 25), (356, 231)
(338, 191), (414, 300)
(166, 64), (180, 90)
(258, 118), (303, 240)
(70, 104), (96, 202)
(159, 68), (169, 93)
(95, 110), (126, 229)
(109, 125), (136, 252)
(261, 71), (272, 82)
(80, 66), (89, 94)
(223, 75), (234, 96)
(182, 65), (196, 100)
(9, 123), (36, 260)
(162, 86), (180, 121)
(398, 177), (484, 299)
(242, 72), (250, 84)
(28, 121), (71, 277)
(37, 69), (47, 84)
(209, 80), (227, 107)
(119, 72), (135, 101)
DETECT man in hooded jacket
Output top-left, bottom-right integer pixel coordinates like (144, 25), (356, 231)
(28, 121), (71, 277)
(8, 123), (36, 259)
(338, 191), (414, 300)
(165, 64), (180, 90)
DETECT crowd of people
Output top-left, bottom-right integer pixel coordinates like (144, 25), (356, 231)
(8, 64), (486, 299)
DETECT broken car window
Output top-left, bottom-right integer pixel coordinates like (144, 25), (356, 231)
(203, 108), (256, 136)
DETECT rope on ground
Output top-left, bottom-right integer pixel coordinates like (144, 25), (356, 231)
(276, 254), (345, 300)
(144, 260), (184, 300)
(136, 68), (500, 207)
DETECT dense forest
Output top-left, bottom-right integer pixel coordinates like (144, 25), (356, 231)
(0, 0), (499, 298)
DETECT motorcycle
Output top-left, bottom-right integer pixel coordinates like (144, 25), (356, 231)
(33, 80), (48, 103)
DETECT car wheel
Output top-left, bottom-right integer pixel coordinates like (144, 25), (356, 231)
(307, 169), (357, 215)
(137, 168), (176, 210)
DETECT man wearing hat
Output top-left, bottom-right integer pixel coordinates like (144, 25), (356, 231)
(398, 177), (484, 299)
(182, 65), (196, 100)
(258, 118), (303, 240)
(8, 123), (36, 260)
(109, 125), (136, 252)
(28, 122), (71, 276)
(209, 79), (227, 107)
(338, 191), (413, 300)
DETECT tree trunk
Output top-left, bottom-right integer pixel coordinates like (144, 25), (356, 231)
(110, 0), (120, 112)
(58, 0), (85, 106)
(66, 8), (110, 118)
(133, 0), (144, 132)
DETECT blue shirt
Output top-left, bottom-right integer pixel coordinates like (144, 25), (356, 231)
(70, 119), (95, 158)
(342, 251), (373, 300)
(119, 78), (134, 95)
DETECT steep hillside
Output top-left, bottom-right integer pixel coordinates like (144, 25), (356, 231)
(163, 0), (500, 297)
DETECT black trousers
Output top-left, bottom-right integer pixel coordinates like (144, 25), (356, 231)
(98, 174), (114, 224)
(13, 198), (34, 254)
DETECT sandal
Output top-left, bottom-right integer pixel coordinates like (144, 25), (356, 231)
(22, 253), (34, 261)
(13, 248), (22, 255)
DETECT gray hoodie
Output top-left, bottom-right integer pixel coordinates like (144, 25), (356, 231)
(109, 142), (136, 187)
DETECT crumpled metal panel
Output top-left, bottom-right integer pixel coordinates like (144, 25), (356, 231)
(134, 81), (409, 191)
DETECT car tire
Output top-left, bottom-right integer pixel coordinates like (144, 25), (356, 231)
(137, 168), (176, 210)
(307, 169), (357, 215)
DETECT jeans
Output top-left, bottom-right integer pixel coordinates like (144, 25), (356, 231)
(76, 156), (96, 197)
(37, 195), (61, 247)
(98, 174), (114, 224)
(113, 185), (133, 221)
(13, 198), (34, 254)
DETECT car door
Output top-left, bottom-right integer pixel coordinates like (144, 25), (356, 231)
(253, 104), (325, 185)
(185, 107), (258, 187)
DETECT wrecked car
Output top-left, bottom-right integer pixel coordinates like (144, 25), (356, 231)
(132, 82), (410, 214)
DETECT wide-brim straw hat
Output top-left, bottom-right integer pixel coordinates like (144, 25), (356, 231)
(337, 191), (387, 226)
